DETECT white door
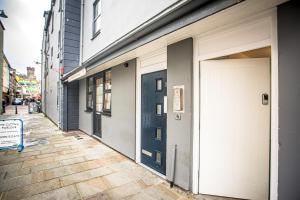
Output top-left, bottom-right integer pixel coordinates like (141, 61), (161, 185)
(199, 58), (270, 200)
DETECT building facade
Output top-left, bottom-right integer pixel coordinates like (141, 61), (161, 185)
(9, 67), (16, 104)
(2, 54), (10, 104)
(42, 0), (300, 199)
(41, 0), (81, 128)
(0, 20), (4, 113)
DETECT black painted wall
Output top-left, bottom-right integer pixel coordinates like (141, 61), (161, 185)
(278, 2), (300, 200)
(63, 0), (81, 73)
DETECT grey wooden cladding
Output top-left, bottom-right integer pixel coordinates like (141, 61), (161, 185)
(63, 0), (81, 74)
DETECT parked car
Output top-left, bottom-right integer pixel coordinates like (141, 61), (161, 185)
(12, 98), (23, 105)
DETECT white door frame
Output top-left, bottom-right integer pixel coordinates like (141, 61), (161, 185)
(192, 9), (279, 200)
(135, 47), (167, 178)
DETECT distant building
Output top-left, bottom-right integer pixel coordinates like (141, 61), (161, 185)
(41, 0), (81, 129)
(9, 67), (16, 103)
(2, 54), (10, 104)
(26, 67), (36, 80)
(15, 74), (40, 99)
(0, 19), (5, 113)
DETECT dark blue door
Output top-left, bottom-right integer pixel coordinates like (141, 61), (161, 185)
(141, 70), (167, 175)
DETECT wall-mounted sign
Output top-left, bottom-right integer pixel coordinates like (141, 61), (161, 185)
(173, 85), (184, 113)
(0, 119), (24, 152)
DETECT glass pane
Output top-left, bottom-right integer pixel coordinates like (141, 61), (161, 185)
(104, 93), (111, 110)
(156, 79), (162, 91)
(95, 78), (103, 112)
(88, 94), (93, 108)
(94, 0), (101, 17)
(156, 152), (161, 165)
(105, 70), (111, 90)
(96, 17), (101, 32)
(94, 0), (101, 18)
(156, 128), (162, 140)
(88, 77), (93, 92)
(156, 104), (162, 115)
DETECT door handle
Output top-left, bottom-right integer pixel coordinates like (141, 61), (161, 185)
(262, 93), (269, 105)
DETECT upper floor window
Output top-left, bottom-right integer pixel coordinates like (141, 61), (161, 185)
(58, 30), (61, 48)
(59, 0), (62, 12)
(51, 12), (54, 33)
(93, 0), (101, 37)
(51, 47), (53, 58)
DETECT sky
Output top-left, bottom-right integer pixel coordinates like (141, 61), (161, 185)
(0, 0), (51, 80)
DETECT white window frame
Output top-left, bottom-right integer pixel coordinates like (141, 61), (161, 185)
(93, 0), (101, 37)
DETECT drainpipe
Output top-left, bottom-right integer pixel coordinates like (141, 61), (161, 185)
(80, 0), (85, 65)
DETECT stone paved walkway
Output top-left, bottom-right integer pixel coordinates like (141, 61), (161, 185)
(0, 106), (233, 200)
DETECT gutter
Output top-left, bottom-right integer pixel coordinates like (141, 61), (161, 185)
(62, 0), (241, 81)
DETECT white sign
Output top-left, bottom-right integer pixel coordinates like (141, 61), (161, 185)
(0, 119), (23, 150)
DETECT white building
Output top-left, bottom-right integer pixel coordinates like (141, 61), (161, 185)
(42, 0), (300, 199)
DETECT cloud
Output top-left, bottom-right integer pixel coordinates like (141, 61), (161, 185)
(1, 0), (50, 80)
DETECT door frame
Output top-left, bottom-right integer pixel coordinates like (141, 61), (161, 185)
(192, 8), (279, 200)
(93, 72), (104, 138)
(135, 48), (167, 178)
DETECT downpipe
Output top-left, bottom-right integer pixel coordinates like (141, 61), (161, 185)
(170, 144), (177, 188)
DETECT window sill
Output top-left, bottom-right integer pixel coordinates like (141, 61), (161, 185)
(101, 111), (111, 117)
(91, 31), (101, 40)
(85, 109), (93, 113)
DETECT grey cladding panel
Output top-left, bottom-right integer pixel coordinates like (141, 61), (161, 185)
(64, 39), (80, 48)
(62, 0), (81, 74)
(65, 25), (80, 35)
(64, 32), (80, 42)
(66, 81), (79, 130)
(278, 2), (300, 200)
(64, 45), (80, 55)
(63, 52), (79, 61)
(65, 4), (80, 13)
(65, 18), (81, 28)
(65, 11), (81, 21)
(64, 59), (80, 67)
(66, 0), (81, 9)
(166, 38), (193, 190)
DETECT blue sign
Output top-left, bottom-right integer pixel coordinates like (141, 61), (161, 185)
(0, 119), (24, 152)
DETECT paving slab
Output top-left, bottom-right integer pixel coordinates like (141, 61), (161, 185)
(0, 107), (225, 200)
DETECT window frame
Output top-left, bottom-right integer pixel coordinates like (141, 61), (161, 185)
(102, 69), (112, 115)
(92, 0), (101, 37)
(86, 69), (112, 116)
(86, 76), (94, 112)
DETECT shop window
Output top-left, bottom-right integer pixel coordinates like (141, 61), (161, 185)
(103, 70), (111, 114)
(95, 77), (103, 112)
(86, 77), (93, 111)
(86, 70), (111, 115)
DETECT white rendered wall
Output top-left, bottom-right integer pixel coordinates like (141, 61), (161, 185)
(78, 79), (93, 134)
(81, 0), (178, 63)
(44, 1), (62, 125)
